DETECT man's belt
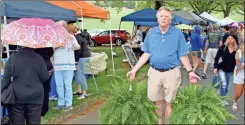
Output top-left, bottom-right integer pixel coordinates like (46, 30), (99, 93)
(151, 66), (175, 72)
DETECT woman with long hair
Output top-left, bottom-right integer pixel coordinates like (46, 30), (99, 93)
(213, 34), (238, 106)
(232, 43), (244, 112)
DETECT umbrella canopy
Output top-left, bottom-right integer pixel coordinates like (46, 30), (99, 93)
(173, 10), (206, 24)
(217, 17), (235, 26)
(175, 24), (193, 30)
(1, 18), (73, 48)
(199, 12), (219, 22)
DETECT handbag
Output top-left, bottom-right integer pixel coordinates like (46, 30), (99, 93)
(212, 74), (221, 89)
(1, 56), (15, 105)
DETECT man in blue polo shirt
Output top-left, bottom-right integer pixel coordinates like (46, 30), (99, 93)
(127, 7), (200, 124)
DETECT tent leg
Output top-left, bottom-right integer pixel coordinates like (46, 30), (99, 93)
(3, 16), (9, 59)
(82, 17), (84, 31)
(118, 20), (121, 30)
(0, 14), (2, 91)
(132, 21), (135, 37)
(88, 61), (99, 93)
(76, 20), (81, 30)
(109, 18), (115, 74)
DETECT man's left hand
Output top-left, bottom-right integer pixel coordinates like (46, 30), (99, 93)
(189, 71), (200, 84)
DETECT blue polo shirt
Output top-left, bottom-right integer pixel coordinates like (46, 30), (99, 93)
(141, 26), (189, 69)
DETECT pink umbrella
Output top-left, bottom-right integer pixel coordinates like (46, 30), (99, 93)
(1, 18), (73, 48)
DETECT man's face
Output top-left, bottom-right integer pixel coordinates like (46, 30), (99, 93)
(157, 10), (172, 27)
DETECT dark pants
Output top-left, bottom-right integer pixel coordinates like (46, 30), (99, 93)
(7, 104), (42, 125)
(41, 76), (51, 116)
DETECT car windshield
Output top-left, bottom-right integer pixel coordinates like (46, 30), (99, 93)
(89, 29), (104, 34)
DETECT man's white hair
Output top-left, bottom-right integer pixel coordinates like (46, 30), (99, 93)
(156, 7), (173, 19)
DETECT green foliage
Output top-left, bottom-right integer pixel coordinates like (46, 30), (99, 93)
(169, 84), (235, 124)
(99, 75), (157, 124)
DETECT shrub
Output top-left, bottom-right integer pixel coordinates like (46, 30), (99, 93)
(99, 76), (157, 124)
(169, 84), (235, 124)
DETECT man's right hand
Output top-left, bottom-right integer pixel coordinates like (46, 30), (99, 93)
(127, 70), (136, 81)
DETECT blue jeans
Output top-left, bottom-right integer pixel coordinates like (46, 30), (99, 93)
(75, 58), (89, 91)
(49, 73), (57, 97)
(218, 69), (233, 96)
(54, 70), (74, 107)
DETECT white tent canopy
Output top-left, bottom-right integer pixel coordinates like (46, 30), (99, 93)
(217, 17), (235, 26)
(199, 12), (219, 22)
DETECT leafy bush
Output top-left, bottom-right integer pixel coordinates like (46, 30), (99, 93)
(99, 76), (157, 124)
(169, 85), (235, 124)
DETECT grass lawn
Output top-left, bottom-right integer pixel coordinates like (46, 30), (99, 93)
(41, 46), (149, 123)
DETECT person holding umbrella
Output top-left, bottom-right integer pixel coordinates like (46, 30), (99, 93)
(53, 21), (80, 111)
(1, 18), (72, 124)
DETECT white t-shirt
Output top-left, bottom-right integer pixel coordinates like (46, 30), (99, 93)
(136, 29), (143, 42)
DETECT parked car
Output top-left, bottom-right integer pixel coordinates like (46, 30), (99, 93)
(88, 29), (105, 36)
(90, 29), (129, 47)
(111, 29), (130, 42)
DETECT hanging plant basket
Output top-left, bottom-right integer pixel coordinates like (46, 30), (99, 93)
(99, 76), (157, 124)
(169, 84), (236, 124)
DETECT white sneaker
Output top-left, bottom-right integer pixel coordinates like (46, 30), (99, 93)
(49, 96), (57, 101)
(77, 95), (86, 100)
(222, 101), (229, 106)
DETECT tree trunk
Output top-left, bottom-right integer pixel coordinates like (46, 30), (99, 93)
(224, 10), (230, 17)
(155, 0), (162, 10)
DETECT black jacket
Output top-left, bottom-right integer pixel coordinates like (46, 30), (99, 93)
(214, 45), (236, 72)
(2, 48), (50, 104)
(74, 33), (91, 61)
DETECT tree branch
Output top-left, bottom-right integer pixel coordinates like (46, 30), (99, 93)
(208, 4), (219, 13)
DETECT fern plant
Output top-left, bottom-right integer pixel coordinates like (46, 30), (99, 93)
(169, 84), (235, 124)
(99, 76), (157, 124)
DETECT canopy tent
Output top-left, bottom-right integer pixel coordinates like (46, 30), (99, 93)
(217, 17), (235, 26)
(121, 8), (157, 22)
(199, 12), (219, 23)
(134, 21), (158, 27)
(1, 1), (77, 21)
(48, 1), (115, 74)
(134, 21), (178, 27)
(175, 24), (193, 30)
(1, 1), (77, 58)
(173, 10), (206, 25)
(48, 1), (109, 19)
(121, 8), (192, 24)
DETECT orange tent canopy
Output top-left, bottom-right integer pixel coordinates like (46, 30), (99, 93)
(47, 1), (110, 19)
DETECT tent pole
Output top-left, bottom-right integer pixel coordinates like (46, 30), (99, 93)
(110, 17), (115, 74)
(3, 16), (9, 58)
(82, 16), (84, 31)
(76, 19), (81, 30)
(133, 21), (135, 36)
(118, 20), (121, 30)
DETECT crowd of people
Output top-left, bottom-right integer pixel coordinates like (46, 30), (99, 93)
(186, 23), (244, 112)
(1, 6), (244, 125)
(128, 7), (244, 124)
(1, 21), (91, 124)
